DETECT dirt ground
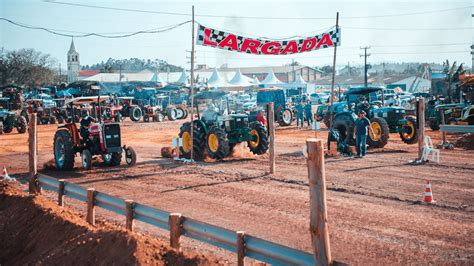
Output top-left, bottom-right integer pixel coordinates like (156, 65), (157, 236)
(0, 120), (473, 265)
(0, 181), (221, 265)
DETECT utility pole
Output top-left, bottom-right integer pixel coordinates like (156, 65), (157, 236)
(190, 5), (195, 161)
(292, 59), (295, 82)
(59, 63), (62, 83)
(328, 12), (339, 129)
(360, 47), (371, 87)
(119, 64), (122, 83)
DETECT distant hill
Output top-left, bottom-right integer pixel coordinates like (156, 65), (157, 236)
(82, 58), (183, 73)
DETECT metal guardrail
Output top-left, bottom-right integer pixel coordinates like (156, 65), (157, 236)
(439, 125), (474, 133)
(37, 174), (314, 265)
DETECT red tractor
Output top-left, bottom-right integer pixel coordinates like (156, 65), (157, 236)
(53, 96), (137, 170)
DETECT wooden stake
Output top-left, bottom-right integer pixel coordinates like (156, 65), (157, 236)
(125, 200), (135, 231)
(417, 98), (426, 161)
(306, 138), (332, 265)
(58, 179), (65, 207)
(268, 102), (275, 174)
(169, 213), (183, 251)
(28, 113), (40, 194)
(237, 231), (246, 266)
(86, 188), (96, 225)
(440, 109), (446, 144)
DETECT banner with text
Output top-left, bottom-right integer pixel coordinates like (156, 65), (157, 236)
(196, 24), (340, 55)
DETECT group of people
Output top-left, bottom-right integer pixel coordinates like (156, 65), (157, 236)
(295, 101), (313, 128)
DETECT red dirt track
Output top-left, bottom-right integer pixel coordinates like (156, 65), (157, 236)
(0, 120), (473, 264)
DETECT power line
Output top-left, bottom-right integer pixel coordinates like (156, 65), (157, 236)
(44, 1), (472, 20)
(345, 26), (473, 31)
(0, 17), (190, 38)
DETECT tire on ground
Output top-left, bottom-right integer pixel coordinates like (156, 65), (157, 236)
(206, 127), (230, 160)
(400, 116), (418, 144)
(167, 107), (178, 121)
(367, 117), (390, 148)
(129, 106), (142, 122)
(178, 122), (206, 161)
(332, 118), (355, 145)
(247, 122), (269, 155)
(54, 129), (75, 170)
(278, 108), (293, 126)
(16, 116), (27, 134)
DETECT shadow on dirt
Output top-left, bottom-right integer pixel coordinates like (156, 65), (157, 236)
(344, 162), (411, 172)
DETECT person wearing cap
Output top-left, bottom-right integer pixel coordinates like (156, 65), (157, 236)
(354, 110), (372, 158)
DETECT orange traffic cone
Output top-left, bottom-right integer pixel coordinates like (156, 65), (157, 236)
(424, 180), (434, 203)
(2, 166), (11, 179)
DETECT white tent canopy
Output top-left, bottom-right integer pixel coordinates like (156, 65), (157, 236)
(207, 68), (229, 88)
(292, 72), (307, 85)
(151, 72), (167, 86)
(177, 70), (188, 85)
(261, 68), (285, 85)
(229, 69), (252, 87)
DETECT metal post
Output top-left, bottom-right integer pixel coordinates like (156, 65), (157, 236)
(268, 102), (275, 174)
(306, 138), (332, 265)
(328, 12), (339, 128)
(125, 200), (135, 231)
(417, 98), (426, 161)
(28, 113), (40, 195)
(190, 5), (195, 161)
(86, 188), (96, 225)
(169, 213), (183, 251)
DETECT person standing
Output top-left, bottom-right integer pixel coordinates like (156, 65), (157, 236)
(296, 101), (304, 128)
(354, 110), (372, 158)
(304, 101), (313, 128)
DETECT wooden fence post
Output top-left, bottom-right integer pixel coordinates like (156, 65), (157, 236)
(306, 138), (332, 265)
(417, 98), (426, 161)
(169, 213), (183, 251)
(86, 188), (96, 225)
(58, 179), (65, 206)
(237, 231), (246, 266)
(440, 109), (446, 144)
(28, 114), (40, 195)
(268, 102), (275, 174)
(125, 199), (135, 231)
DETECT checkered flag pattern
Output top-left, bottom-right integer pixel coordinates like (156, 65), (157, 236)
(197, 24), (340, 55)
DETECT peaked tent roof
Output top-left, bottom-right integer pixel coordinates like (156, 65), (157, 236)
(207, 68), (229, 88)
(229, 69), (252, 87)
(177, 70), (188, 85)
(292, 72), (307, 85)
(151, 72), (167, 86)
(261, 68), (284, 85)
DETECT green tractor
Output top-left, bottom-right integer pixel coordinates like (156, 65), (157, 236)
(0, 96), (28, 134)
(427, 103), (470, 130)
(179, 90), (269, 161)
(331, 87), (418, 148)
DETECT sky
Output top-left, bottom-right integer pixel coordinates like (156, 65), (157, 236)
(1, 0), (473, 71)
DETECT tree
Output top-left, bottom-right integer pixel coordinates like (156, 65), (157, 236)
(319, 65), (333, 76)
(0, 48), (56, 87)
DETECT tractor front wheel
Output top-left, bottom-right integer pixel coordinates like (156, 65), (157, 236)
(54, 130), (75, 170)
(81, 150), (92, 170)
(247, 122), (269, 155)
(16, 116), (27, 134)
(367, 117), (390, 148)
(154, 113), (164, 122)
(400, 116), (418, 144)
(278, 108), (293, 126)
(167, 107), (178, 121)
(206, 127), (229, 160)
(102, 152), (122, 166)
(143, 114), (150, 122)
(125, 146), (137, 166)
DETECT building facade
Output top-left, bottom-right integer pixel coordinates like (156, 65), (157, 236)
(67, 40), (80, 83)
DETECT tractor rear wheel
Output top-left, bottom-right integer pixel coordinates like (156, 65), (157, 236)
(129, 106), (142, 122)
(54, 130), (75, 170)
(81, 150), (92, 170)
(167, 107), (178, 121)
(278, 108), (293, 126)
(179, 122), (206, 161)
(181, 109), (188, 119)
(247, 122), (269, 155)
(16, 116), (27, 134)
(400, 116), (418, 144)
(367, 117), (390, 148)
(206, 127), (230, 160)
(176, 107), (186, 119)
(102, 152), (122, 166)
